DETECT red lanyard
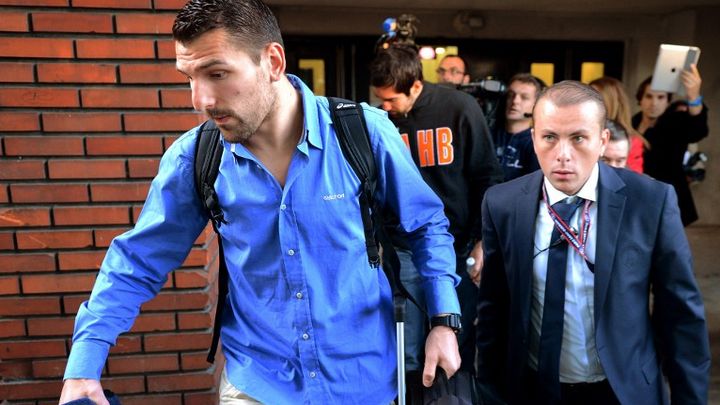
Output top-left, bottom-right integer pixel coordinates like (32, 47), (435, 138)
(542, 186), (593, 264)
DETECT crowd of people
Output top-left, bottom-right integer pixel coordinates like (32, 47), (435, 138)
(59, 0), (711, 404)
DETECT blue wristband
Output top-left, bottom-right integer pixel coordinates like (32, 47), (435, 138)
(688, 95), (703, 107)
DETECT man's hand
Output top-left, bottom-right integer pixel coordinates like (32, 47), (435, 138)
(681, 63), (702, 101)
(467, 240), (484, 286)
(59, 379), (108, 405)
(422, 326), (461, 387)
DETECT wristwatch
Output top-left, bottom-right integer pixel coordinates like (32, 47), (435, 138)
(430, 314), (462, 334)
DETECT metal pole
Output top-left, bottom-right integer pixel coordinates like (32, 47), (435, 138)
(396, 320), (406, 405)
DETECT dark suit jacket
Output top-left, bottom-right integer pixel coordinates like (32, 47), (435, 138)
(476, 163), (710, 404)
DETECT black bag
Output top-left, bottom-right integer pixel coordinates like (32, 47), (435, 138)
(407, 368), (480, 405)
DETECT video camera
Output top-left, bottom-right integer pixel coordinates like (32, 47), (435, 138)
(375, 14), (419, 53)
(458, 78), (507, 132)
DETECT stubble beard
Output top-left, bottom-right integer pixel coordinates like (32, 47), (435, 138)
(210, 82), (278, 145)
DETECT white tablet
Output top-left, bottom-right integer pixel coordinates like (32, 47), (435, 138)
(650, 44), (701, 97)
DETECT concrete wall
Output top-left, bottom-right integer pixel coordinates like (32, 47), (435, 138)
(275, 6), (719, 224)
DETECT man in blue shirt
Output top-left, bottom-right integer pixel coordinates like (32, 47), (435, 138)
(58, 0), (461, 404)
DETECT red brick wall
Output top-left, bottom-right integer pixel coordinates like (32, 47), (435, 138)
(0, 1), (222, 403)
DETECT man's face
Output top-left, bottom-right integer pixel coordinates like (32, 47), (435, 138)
(639, 86), (669, 120)
(532, 98), (609, 195)
(437, 56), (469, 85)
(372, 81), (421, 117)
(601, 139), (629, 168)
(176, 28), (277, 144)
(505, 81), (537, 122)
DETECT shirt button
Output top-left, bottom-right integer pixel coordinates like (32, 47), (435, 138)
(280, 204), (287, 210)
(296, 292), (303, 299)
(288, 249), (295, 256)
(302, 333), (309, 340)
(309, 371), (317, 378)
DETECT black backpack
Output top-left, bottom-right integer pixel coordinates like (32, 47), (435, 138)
(193, 97), (411, 363)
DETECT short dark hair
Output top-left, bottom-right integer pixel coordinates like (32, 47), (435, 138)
(172, 0), (283, 63)
(508, 73), (546, 97)
(635, 76), (672, 103)
(534, 80), (607, 127)
(369, 46), (423, 95)
(440, 54), (471, 76)
(605, 119), (629, 142)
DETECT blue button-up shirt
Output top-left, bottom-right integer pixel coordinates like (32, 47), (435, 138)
(65, 75), (460, 404)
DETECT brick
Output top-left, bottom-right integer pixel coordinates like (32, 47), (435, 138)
(10, 183), (89, 203)
(0, 62), (34, 82)
(0, 112), (40, 131)
(32, 358), (67, 378)
(16, 230), (94, 250)
(128, 158), (160, 178)
(0, 379), (63, 400)
(177, 311), (211, 330)
(0, 88), (79, 107)
(0, 37), (74, 58)
(76, 38), (155, 59)
(32, 12), (113, 33)
(108, 335), (142, 354)
(132, 205), (143, 222)
(0, 360), (33, 379)
(160, 88), (192, 108)
(0, 319), (26, 338)
(62, 294), (89, 314)
(0, 207), (51, 227)
(58, 250), (107, 270)
(125, 112), (202, 132)
(93, 228), (126, 248)
(54, 205), (129, 226)
(49, 159), (127, 179)
(0, 0), (68, 5)
(156, 39), (176, 59)
(0, 297), (61, 316)
(0, 339), (66, 359)
(153, 0), (186, 9)
(43, 112), (122, 132)
(22, 273), (97, 294)
(82, 88), (159, 108)
(175, 270), (208, 288)
(144, 332), (212, 352)
(3, 136), (84, 156)
(100, 375), (145, 395)
(142, 291), (209, 311)
(119, 63), (186, 83)
(164, 135), (181, 149)
(148, 371), (215, 392)
(27, 317), (74, 336)
(0, 232), (14, 249)
(0, 253), (56, 273)
(130, 313), (176, 333)
(180, 351), (209, 370)
(0, 276), (20, 295)
(86, 136), (164, 156)
(0, 186), (5, 204)
(122, 394), (182, 405)
(115, 12), (175, 34)
(37, 62), (116, 83)
(90, 182), (150, 202)
(184, 391), (219, 405)
(0, 160), (46, 180)
(0, 12), (29, 32)
(108, 353), (178, 374)
(182, 248), (209, 267)
(72, 0), (151, 8)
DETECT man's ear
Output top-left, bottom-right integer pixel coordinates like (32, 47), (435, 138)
(410, 80), (423, 97)
(265, 42), (286, 81)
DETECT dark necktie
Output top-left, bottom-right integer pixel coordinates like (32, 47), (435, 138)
(536, 197), (583, 402)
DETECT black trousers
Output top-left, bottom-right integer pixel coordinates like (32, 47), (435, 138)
(524, 367), (620, 405)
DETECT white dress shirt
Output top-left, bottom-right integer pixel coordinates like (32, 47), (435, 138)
(527, 163), (606, 383)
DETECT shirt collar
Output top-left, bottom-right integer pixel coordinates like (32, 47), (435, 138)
(543, 163), (599, 205)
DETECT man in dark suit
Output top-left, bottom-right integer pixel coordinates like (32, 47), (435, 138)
(476, 80), (710, 405)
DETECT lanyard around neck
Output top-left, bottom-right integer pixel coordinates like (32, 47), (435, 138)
(542, 186), (593, 269)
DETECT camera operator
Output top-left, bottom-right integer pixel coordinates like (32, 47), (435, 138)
(370, 45), (503, 378)
(437, 55), (471, 85)
(493, 73), (545, 181)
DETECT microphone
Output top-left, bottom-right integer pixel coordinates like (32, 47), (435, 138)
(523, 112), (533, 118)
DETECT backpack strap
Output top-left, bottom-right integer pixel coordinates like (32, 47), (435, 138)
(192, 120), (229, 363)
(327, 97), (423, 319)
